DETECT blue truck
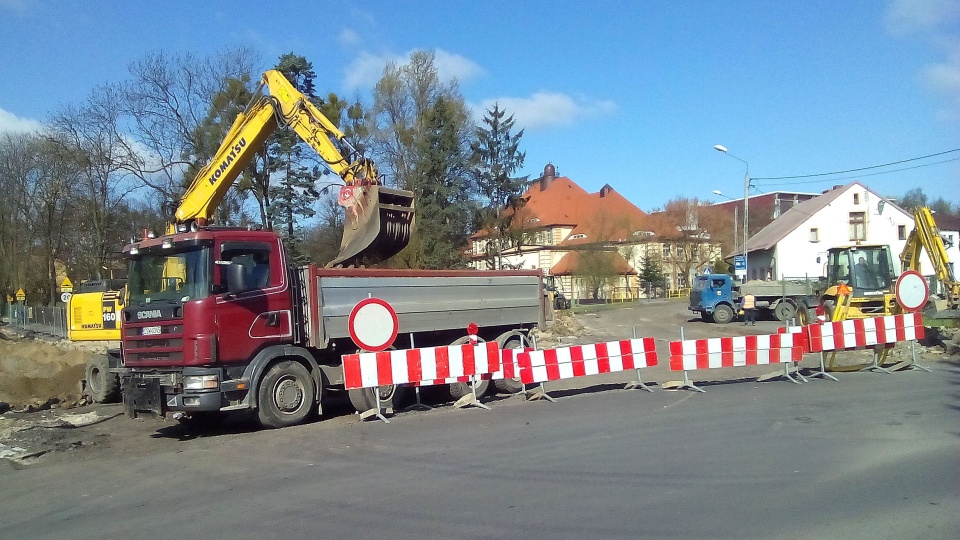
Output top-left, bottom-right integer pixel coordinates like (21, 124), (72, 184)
(689, 274), (822, 324)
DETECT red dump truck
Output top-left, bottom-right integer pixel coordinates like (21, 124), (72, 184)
(116, 227), (549, 428)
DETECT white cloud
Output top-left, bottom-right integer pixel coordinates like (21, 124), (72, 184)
(885, 0), (960, 36)
(922, 47), (960, 118)
(343, 48), (484, 90)
(0, 107), (43, 134)
(431, 49), (484, 83)
(472, 93), (616, 131)
(338, 28), (361, 47)
(0, 0), (35, 14)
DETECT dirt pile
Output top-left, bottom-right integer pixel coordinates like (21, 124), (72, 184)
(533, 310), (586, 348)
(0, 328), (99, 411)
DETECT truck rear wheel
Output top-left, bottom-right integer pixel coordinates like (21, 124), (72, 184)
(84, 355), (120, 403)
(348, 385), (409, 414)
(492, 333), (525, 394)
(256, 360), (314, 429)
(448, 335), (490, 399)
(774, 302), (796, 322)
(712, 304), (735, 324)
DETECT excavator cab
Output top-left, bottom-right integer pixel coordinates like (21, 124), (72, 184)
(327, 184), (415, 268)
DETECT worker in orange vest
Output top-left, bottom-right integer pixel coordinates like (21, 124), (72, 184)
(740, 293), (756, 326)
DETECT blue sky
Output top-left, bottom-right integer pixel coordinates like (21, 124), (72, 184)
(1, 0), (958, 211)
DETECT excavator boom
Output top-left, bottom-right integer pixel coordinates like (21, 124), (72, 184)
(174, 70), (414, 266)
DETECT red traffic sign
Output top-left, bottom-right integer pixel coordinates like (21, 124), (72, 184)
(895, 270), (929, 313)
(348, 297), (399, 352)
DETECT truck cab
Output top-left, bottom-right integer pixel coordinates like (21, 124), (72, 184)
(689, 274), (739, 324)
(120, 228), (298, 422)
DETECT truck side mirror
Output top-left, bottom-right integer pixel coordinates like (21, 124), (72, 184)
(225, 262), (249, 293)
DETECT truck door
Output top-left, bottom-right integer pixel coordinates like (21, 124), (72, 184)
(214, 240), (292, 364)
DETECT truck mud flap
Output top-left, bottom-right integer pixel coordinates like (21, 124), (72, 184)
(124, 377), (164, 419)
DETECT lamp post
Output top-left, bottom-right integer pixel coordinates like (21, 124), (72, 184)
(711, 190), (739, 257)
(713, 145), (750, 282)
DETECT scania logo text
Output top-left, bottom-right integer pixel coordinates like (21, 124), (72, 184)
(137, 309), (162, 319)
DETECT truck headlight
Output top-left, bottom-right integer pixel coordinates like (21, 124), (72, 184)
(183, 374), (218, 390)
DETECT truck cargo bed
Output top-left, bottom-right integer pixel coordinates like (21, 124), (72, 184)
(298, 267), (546, 348)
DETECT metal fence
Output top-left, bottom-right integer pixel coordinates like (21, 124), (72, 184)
(5, 304), (68, 338)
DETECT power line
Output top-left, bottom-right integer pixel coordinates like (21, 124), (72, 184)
(757, 157), (960, 187)
(751, 147), (960, 181)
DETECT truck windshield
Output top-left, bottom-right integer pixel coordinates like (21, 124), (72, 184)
(127, 246), (211, 305)
(693, 276), (708, 291)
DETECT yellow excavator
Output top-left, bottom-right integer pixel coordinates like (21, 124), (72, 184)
(69, 70), (415, 343)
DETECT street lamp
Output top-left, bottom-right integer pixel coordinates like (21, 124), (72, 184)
(714, 145), (750, 282)
(711, 190), (739, 256)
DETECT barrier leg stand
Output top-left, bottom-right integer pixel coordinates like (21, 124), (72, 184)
(758, 363), (803, 384)
(808, 352), (838, 381)
(793, 362), (809, 383)
(454, 377), (491, 410)
(892, 341), (931, 372)
(624, 326), (653, 391)
(404, 386), (433, 412)
(624, 368), (653, 391)
(861, 346), (892, 374)
(662, 370), (705, 393)
(360, 390), (391, 424)
(527, 382), (557, 402)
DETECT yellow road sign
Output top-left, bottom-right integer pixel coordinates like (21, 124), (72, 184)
(15, 288), (26, 301)
(60, 277), (73, 293)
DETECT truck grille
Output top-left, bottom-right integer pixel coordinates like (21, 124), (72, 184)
(123, 323), (184, 364)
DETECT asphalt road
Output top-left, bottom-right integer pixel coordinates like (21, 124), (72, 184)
(2, 360), (958, 537)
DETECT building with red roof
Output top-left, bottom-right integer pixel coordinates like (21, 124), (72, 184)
(469, 164), (721, 301)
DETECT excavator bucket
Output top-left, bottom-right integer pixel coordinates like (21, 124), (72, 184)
(327, 185), (415, 268)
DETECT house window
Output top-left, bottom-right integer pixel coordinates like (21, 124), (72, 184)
(809, 228), (819, 242)
(898, 225), (906, 240)
(853, 193), (860, 205)
(849, 212), (866, 241)
(663, 244), (672, 257)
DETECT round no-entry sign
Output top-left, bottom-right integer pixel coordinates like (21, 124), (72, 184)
(348, 297), (399, 351)
(895, 270), (929, 313)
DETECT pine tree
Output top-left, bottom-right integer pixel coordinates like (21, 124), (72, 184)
(411, 96), (473, 269)
(470, 104), (528, 269)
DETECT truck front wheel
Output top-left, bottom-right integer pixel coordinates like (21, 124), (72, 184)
(257, 360), (314, 428)
(84, 355), (120, 403)
(713, 304), (735, 324)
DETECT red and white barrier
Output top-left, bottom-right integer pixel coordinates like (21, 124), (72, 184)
(668, 333), (804, 371)
(806, 312), (924, 353)
(342, 341), (501, 390)
(516, 338), (658, 385)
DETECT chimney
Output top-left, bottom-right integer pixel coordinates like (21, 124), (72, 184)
(540, 163), (556, 191)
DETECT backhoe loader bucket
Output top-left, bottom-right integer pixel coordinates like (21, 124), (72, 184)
(327, 185), (415, 268)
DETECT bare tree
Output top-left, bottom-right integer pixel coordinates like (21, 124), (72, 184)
(48, 84), (141, 280)
(121, 48), (260, 218)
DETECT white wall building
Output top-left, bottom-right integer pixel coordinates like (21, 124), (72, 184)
(746, 182), (933, 280)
